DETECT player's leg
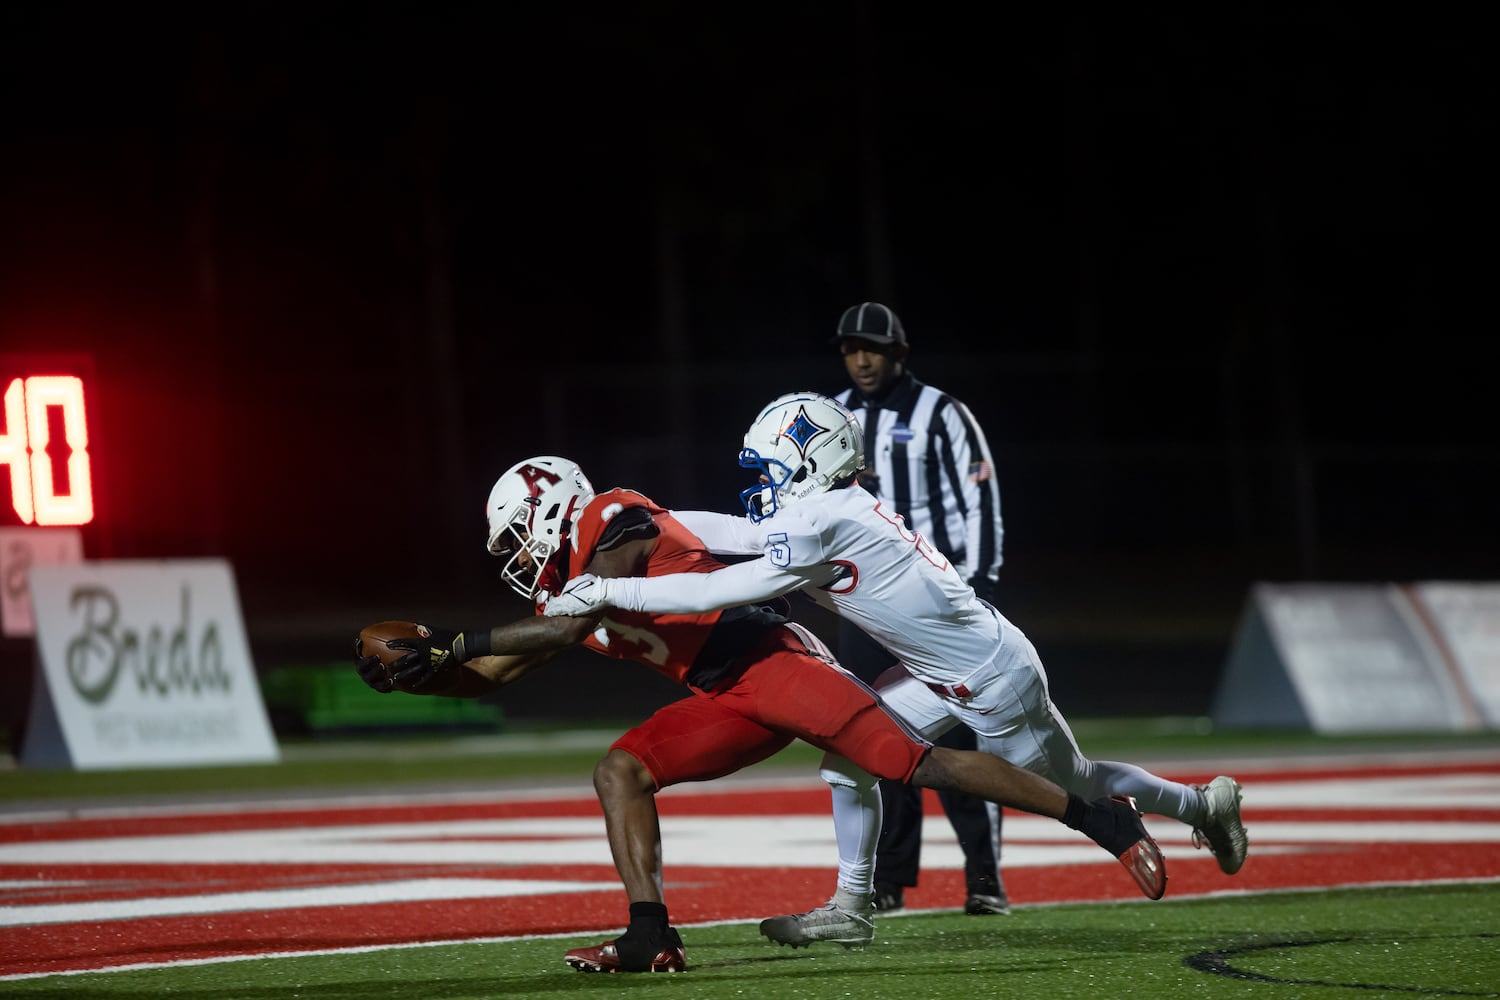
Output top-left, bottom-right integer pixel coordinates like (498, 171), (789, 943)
(563, 747), (683, 973)
(1064, 759), (1246, 874)
(740, 629), (1163, 899)
(836, 620), (912, 911)
(601, 698), (791, 898)
(590, 748), (665, 904)
(932, 725), (1008, 914)
(811, 661), (945, 921)
(712, 627), (900, 906)
(566, 696), (790, 973)
(759, 642), (1164, 899)
(760, 753), (881, 949)
(875, 668), (1168, 900)
(731, 628), (924, 945)
(1026, 743), (1246, 875)
(966, 623), (1246, 876)
(909, 744), (1165, 898)
(820, 755), (881, 899)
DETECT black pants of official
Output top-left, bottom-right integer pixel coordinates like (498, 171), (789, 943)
(837, 618), (1002, 892)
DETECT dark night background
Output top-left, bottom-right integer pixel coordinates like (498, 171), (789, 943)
(1, 4), (1494, 729)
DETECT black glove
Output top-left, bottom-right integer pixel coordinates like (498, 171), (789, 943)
(353, 637), (395, 694)
(352, 627), (464, 695)
(385, 626), (463, 694)
(967, 574), (997, 604)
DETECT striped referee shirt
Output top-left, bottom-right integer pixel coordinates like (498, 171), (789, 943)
(834, 371), (1004, 585)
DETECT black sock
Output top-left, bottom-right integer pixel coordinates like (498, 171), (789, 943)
(1063, 794), (1139, 858)
(614, 903), (674, 972)
(1061, 792), (1089, 831)
(1062, 791), (1140, 857)
(627, 901), (670, 934)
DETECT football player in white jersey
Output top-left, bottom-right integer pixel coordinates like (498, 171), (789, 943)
(545, 391), (1248, 947)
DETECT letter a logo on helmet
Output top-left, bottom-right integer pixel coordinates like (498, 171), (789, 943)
(515, 463), (563, 520)
(484, 456), (595, 600)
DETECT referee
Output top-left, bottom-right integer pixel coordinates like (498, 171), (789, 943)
(829, 301), (1009, 916)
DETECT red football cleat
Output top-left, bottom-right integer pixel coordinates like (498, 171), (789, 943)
(564, 931), (686, 973)
(1111, 794), (1167, 900)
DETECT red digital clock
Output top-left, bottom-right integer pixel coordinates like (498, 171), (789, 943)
(0, 355), (96, 527)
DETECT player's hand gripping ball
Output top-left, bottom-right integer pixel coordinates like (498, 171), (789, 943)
(353, 621), (459, 694)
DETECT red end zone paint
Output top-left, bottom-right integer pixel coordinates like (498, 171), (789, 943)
(2, 759), (1498, 978)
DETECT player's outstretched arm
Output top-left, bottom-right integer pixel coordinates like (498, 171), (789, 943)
(357, 615), (595, 697)
(579, 557), (835, 617)
(668, 509), (761, 555)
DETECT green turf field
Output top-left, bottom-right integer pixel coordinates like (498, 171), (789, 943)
(5, 884), (1496, 998)
(3, 719), (1498, 997)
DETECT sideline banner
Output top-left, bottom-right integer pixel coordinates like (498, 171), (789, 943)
(1213, 582), (1493, 733)
(1406, 582), (1500, 727)
(22, 559), (280, 769)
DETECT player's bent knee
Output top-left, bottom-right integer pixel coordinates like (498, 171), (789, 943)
(836, 706), (929, 783)
(593, 748), (654, 798)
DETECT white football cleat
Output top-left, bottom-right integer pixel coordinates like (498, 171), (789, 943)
(1192, 775), (1248, 875)
(760, 899), (875, 948)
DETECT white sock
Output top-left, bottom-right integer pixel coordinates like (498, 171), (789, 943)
(833, 885), (873, 911)
(822, 762), (881, 897)
(1086, 759), (1208, 825)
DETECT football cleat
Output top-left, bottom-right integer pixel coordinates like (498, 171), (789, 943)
(760, 899), (876, 949)
(965, 893), (1011, 916)
(1111, 794), (1168, 900)
(873, 884), (905, 912)
(965, 874), (1010, 915)
(1192, 775), (1248, 875)
(563, 927), (686, 973)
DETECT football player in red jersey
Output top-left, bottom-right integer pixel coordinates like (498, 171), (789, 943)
(354, 455), (1165, 974)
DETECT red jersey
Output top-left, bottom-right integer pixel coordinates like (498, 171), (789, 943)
(533, 488), (743, 686)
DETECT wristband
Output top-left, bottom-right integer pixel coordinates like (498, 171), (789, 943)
(454, 629), (494, 662)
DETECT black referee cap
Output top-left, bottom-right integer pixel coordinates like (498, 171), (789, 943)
(832, 302), (906, 346)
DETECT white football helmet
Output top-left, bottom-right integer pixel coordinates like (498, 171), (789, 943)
(739, 392), (864, 522)
(484, 456), (595, 599)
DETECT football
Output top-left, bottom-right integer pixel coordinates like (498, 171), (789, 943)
(356, 621), (431, 666)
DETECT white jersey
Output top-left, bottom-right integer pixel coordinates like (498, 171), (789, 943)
(576, 488), (1213, 829)
(606, 485), (1006, 688)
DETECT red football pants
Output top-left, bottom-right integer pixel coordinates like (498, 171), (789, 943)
(613, 623), (931, 789)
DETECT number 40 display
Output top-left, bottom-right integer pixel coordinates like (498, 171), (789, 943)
(0, 375), (94, 526)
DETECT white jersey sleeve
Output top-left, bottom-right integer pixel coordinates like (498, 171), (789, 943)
(668, 509), (761, 555)
(607, 505), (840, 614)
